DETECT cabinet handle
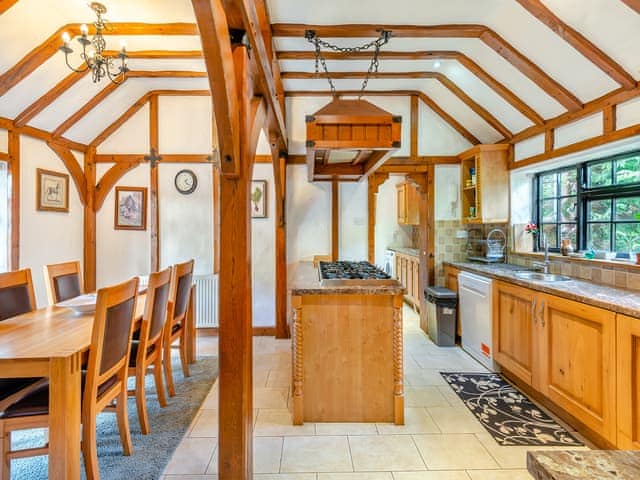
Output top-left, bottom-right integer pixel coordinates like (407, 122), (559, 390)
(559, 368), (565, 375)
(531, 298), (537, 324)
(538, 300), (546, 327)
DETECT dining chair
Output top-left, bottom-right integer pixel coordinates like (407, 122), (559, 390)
(127, 267), (172, 434)
(0, 277), (139, 480)
(0, 269), (46, 414)
(163, 259), (194, 397)
(44, 260), (83, 304)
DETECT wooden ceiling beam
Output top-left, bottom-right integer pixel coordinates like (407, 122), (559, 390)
(277, 50), (543, 125)
(273, 23), (582, 112)
(0, 23), (199, 97)
(0, 116), (87, 152)
(103, 50), (204, 59)
(416, 92), (481, 145)
(47, 141), (87, 205)
(127, 70), (207, 78)
(0, 0), (19, 14)
(621, 0), (640, 14)
(283, 72), (511, 137)
(94, 161), (141, 210)
(14, 70), (90, 127)
(90, 91), (152, 146)
(516, 0), (636, 88)
(315, 163), (364, 175)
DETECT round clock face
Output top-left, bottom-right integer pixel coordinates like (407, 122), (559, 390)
(175, 169), (197, 195)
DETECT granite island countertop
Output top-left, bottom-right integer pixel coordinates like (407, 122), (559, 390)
(388, 246), (420, 257)
(445, 261), (640, 319)
(528, 450), (640, 480)
(289, 262), (405, 296)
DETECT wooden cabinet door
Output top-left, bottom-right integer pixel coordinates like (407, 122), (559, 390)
(617, 313), (640, 449)
(396, 185), (406, 224)
(538, 293), (617, 443)
(399, 255), (407, 288)
(406, 184), (420, 225)
(492, 280), (537, 387)
(412, 259), (420, 305)
(394, 255), (401, 280)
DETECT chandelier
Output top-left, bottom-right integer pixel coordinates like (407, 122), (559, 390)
(60, 2), (128, 84)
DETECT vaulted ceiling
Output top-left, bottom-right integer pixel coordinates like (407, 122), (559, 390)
(1, 0), (639, 150)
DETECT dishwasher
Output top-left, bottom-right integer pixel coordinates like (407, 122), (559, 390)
(458, 271), (500, 372)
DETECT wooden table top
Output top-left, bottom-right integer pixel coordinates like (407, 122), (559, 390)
(0, 294), (145, 360)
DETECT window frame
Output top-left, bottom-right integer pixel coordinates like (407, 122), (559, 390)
(534, 150), (640, 255)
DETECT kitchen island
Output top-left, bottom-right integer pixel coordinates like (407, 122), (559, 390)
(289, 261), (406, 425)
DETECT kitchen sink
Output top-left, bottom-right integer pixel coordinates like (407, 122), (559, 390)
(514, 271), (572, 282)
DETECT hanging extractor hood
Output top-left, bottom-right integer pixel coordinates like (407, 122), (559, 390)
(305, 98), (402, 182)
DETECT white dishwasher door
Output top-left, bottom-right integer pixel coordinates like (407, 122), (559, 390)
(458, 272), (499, 372)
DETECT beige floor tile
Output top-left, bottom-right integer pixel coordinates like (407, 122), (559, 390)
(255, 387), (289, 409)
(466, 470), (532, 480)
(315, 422), (379, 435)
(392, 472), (471, 480)
(254, 475), (316, 480)
(254, 370), (270, 387)
(189, 410), (218, 437)
(201, 384), (219, 409)
(318, 473), (393, 479)
(196, 335), (218, 356)
(376, 408), (439, 435)
(281, 435), (353, 473)
(205, 446), (218, 474)
(164, 438), (217, 475)
(254, 437), (284, 474)
(413, 434), (498, 470)
(348, 435), (425, 472)
(426, 406), (485, 434)
(267, 370), (292, 388)
(254, 409), (316, 436)
(404, 369), (449, 387)
(406, 387), (450, 408)
(436, 386), (465, 407)
(163, 475), (217, 480)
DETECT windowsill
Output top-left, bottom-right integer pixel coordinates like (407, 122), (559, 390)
(511, 250), (640, 271)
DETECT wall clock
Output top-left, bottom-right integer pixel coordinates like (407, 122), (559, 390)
(174, 169), (198, 195)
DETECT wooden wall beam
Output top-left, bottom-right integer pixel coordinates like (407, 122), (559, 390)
(103, 50), (204, 59)
(94, 161), (141, 210)
(94, 153), (214, 163)
(0, 116), (87, 152)
(603, 105), (616, 134)
(516, 0), (636, 89)
(277, 50), (543, 124)
(14, 70), (90, 128)
(149, 94), (160, 272)
(621, 0), (640, 13)
(544, 129), (554, 153)
(0, 23), (199, 96)
(0, 153), (8, 162)
(7, 130), (20, 270)
(271, 141), (288, 339)
(0, 0), (20, 14)
(127, 70), (208, 78)
(410, 95), (419, 159)
(331, 178), (339, 261)
(47, 141), (87, 206)
(83, 146), (97, 291)
(367, 172), (390, 263)
(416, 93), (481, 145)
(91, 92), (152, 146)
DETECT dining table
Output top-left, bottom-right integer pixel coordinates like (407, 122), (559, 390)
(0, 293), (146, 479)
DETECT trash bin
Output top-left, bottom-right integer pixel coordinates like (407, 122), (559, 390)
(425, 286), (457, 346)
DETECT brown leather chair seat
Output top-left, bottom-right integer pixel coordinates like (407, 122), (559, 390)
(128, 341), (155, 367)
(0, 378), (42, 403)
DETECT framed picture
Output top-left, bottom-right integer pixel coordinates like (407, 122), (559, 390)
(251, 180), (267, 218)
(37, 168), (69, 212)
(114, 187), (147, 230)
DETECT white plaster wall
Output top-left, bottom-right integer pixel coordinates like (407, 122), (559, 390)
(418, 103), (472, 155)
(435, 165), (461, 220)
(510, 169), (534, 225)
(339, 180), (368, 262)
(96, 164), (150, 288)
(159, 96), (212, 154)
(252, 163), (276, 327)
(97, 104), (150, 154)
(158, 163), (213, 275)
(617, 96), (640, 130)
(20, 136), (84, 306)
(514, 134), (545, 162)
(555, 112), (603, 149)
(374, 175), (413, 266)
(286, 164), (332, 263)
(0, 129), (7, 152)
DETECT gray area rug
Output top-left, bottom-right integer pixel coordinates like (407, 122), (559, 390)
(9, 355), (218, 480)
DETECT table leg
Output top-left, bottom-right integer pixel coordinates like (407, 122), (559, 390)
(49, 352), (82, 480)
(187, 286), (197, 364)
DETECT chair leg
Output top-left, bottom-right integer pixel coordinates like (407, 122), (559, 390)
(135, 367), (150, 435)
(153, 355), (168, 408)
(116, 385), (133, 455)
(164, 341), (176, 397)
(0, 423), (10, 480)
(180, 330), (190, 378)
(82, 408), (100, 480)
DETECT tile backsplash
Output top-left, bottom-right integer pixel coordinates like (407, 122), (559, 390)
(434, 220), (467, 286)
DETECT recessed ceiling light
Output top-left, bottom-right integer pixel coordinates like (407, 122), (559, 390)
(433, 61), (441, 69)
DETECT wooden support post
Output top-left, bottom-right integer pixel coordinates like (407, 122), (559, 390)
(272, 144), (289, 339)
(603, 105), (616, 134)
(367, 173), (389, 264)
(149, 94), (160, 272)
(7, 130), (20, 270)
(410, 94), (419, 160)
(212, 166), (220, 274)
(545, 129), (554, 153)
(331, 178), (339, 261)
(217, 45), (255, 480)
(84, 147), (97, 291)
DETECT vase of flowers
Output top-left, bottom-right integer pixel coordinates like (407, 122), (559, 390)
(525, 223), (539, 252)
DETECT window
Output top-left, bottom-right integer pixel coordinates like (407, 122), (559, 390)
(0, 161), (7, 272)
(534, 151), (640, 256)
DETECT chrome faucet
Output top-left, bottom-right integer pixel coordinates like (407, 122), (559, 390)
(533, 233), (550, 274)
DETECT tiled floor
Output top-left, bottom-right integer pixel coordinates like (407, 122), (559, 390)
(162, 306), (589, 479)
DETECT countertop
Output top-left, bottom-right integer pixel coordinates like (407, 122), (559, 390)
(388, 247), (420, 257)
(445, 261), (640, 319)
(527, 450), (640, 480)
(289, 262), (405, 296)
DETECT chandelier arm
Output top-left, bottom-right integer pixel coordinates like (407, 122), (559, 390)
(64, 52), (90, 73)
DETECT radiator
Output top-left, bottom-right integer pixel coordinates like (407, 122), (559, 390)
(193, 274), (217, 328)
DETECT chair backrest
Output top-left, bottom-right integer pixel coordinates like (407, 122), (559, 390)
(85, 277), (139, 400)
(0, 269), (36, 321)
(141, 267), (172, 347)
(44, 261), (83, 304)
(169, 259), (194, 323)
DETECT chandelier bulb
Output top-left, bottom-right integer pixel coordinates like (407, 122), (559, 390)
(62, 31), (71, 45)
(80, 23), (89, 36)
(119, 39), (127, 53)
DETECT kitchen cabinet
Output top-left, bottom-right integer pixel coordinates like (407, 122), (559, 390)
(616, 313), (640, 449)
(396, 182), (420, 225)
(395, 252), (420, 311)
(459, 145), (509, 225)
(492, 281), (617, 444)
(444, 265), (460, 336)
